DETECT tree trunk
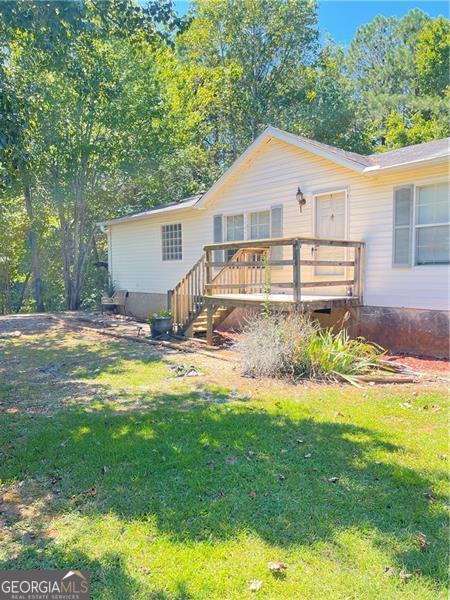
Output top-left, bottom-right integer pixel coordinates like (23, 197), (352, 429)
(15, 271), (31, 313)
(24, 185), (45, 312)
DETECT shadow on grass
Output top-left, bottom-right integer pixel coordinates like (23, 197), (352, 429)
(0, 393), (448, 593)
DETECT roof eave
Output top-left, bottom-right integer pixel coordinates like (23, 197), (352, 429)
(363, 154), (449, 174)
(100, 200), (199, 227)
(196, 126), (367, 209)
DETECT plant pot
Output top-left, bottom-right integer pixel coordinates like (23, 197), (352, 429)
(150, 316), (173, 337)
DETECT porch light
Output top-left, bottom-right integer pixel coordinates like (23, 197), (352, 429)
(296, 186), (306, 212)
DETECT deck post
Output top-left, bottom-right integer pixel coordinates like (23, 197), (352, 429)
(293, 239), (301, 304)
(353, 245), (362, 301)
(205, 249), (212, 290)
(206, 302), (214, 345)
(354, 244), (364, 303)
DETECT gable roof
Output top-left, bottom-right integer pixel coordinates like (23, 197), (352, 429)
(365, 137), (449, 171)
(102, 127), (449, 225)
(102, 194), (203, 226)
(197, 126), (449, 207)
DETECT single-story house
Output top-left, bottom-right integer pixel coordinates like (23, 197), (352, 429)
(101, 126), (450, 357)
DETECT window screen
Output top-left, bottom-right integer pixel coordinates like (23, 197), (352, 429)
(162, 223), (182, 261)
(415, 183), (449, 265)
(249, 210), (270, 239)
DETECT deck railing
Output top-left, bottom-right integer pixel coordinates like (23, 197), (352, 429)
(203, 236), (365, 303)
(169, 236), (364, 333)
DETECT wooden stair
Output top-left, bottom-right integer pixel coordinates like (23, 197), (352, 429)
(170, 247), (268, 339)
(188, 306), (233, 337)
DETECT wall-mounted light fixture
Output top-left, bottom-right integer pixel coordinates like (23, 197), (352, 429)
(296, 186), (306, 212)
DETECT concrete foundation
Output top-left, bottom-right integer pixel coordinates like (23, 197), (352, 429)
(355, 306), (449, 359)
(219, 304), (449, 358)
(119, 292), (167, 321)
(122, 291), (449, 357)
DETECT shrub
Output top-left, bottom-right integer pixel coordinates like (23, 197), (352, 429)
(234, 311), (315, 378)
(293, 328), (388, 385)
(235, 311), (389, 384)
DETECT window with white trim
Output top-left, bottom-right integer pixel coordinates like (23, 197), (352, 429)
(393, 182), (449, 267)
(249, 210), (270, 239)
(225, 214), (244, 260)
(415, 182), (449, 265)
(162, 223), (182, 261)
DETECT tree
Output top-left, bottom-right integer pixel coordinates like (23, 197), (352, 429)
(345, 9), (449, 150)
(416, 16), (450, 96)
(0, 0), (183, 310)
(174, 0), (319, 165)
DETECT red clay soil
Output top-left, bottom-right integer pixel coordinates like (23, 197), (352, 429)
(386, 354), (449, 374)
(216, 329), (449, 375)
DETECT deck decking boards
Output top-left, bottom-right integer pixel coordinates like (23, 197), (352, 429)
(204, 292), (360, 310)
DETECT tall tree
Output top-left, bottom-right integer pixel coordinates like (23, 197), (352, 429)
(346, 9), (449, 149)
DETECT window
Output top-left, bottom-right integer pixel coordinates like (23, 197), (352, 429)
(162, 223), (182, 261)
(249, 210), (270, 239)
(393, 182), (449, 267)
(415, 183), (450, 265)
(225, 214), (244, 260)
(226, 214), (244, 242)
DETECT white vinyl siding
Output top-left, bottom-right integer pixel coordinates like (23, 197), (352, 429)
(415, 182), (449, 265)
(109, 137), (449, 310)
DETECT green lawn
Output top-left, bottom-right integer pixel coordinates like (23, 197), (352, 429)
(0, 329), (448, 599)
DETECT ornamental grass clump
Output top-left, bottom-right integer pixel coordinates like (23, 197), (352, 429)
(292, 327), (389, 385)
(235, 311), (315, 378)
(236, 310), (390, 384)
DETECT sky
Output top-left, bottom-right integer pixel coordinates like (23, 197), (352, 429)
(174, 0), (448, 46)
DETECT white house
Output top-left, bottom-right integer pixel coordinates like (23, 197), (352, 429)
(102, 127), (450, 357)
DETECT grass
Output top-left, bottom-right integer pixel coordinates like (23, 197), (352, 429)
(0, 328), (448, 599)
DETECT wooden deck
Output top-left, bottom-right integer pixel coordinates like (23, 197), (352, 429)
(169, 235), (365, 343)
(204, 292), (360, 310)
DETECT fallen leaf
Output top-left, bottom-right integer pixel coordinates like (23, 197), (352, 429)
(335, 411), (344, 417)
(383, 566), (395, 577)
(140, 567), (151, 575)
(101, 466), (110, 474)
(249, 491), (257, 500)
(328, 477), (339, 484)
(268, 561), (287, 573)
(304, 453), (312, 459)
(278, 474), (286, 481)
(399, 569), (413, 582)
(225, 455), (238, 465)
(207, 460), (215, 468)
(417, 532), (428, 551)
(83, 487), (97, 497)
(296, 438), (304, 444)
(249, 580), (263, 592)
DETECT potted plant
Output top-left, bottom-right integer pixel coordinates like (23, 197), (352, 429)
(147, 309), (172, 338)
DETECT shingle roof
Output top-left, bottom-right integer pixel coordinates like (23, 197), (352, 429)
(269, 126), (449, 170)
(102, 194), (203, 226)
(366, 137), (450, 169)
(101, 128), (449, 225)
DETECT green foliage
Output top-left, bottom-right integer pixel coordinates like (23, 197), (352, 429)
(236, 311), (390, 385)
(148, 309), (172, 323)
(0, 3), (448, 314)
(416, 16), (450, 95)
(293, 327), (389, 385)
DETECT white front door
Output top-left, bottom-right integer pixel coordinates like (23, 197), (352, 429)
(315, 191), (346, 276)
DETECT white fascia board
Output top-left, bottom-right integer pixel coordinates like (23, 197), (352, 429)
(100, 199), (199, 227)
(363, 154), (449, 174)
